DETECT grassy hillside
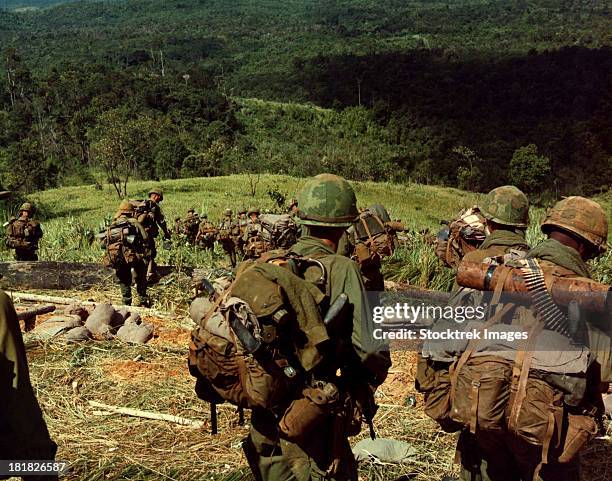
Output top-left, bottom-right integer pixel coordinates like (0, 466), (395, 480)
(1, 175), (609, 309)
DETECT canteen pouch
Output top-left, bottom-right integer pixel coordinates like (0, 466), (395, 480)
(279, 382), (339, 441)
(557, 413), (598, 463)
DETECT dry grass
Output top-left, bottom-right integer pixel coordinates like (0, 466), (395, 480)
(24, 313), (612, 481)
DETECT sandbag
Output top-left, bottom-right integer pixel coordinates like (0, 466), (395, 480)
(85, 303), (117, 336)
(64, 326), (93, 342)
(31, 314), (83, 340)
(63, 303), (90, 322)
(116, 318), (154, 344)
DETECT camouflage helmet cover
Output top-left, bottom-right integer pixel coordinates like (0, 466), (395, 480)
(118, 199), (133, 214)
(224, 208), (233, 216)
(238, 207), (246, 215)
(297, 173), (359, 227)
(19, 202), (34, 213)
(479, 185), (529, 228)
(202, 213), (208, 219)
(247, 207), (260, 215)
(542, 196), (608, 253)
(148, 187), (163, 201)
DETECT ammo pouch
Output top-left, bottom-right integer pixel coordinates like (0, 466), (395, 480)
(279, 381), (339, 442)
(450, 356), (512, 433)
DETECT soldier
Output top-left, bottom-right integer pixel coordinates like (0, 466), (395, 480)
(182, 209), (201, 245)
(5, 202), (43, 261)
(448, 186), (531, 480)
(245, 173), (391, 481)
(0, 289), (58, 481)
(195, 214), (217, 251)
(422, 195), (609, 481)
(343, 204), (405, 291)
(218, 208), (238, 267)
(242, 207), (269, 259)
(236, 208), (248, 256)
(102, 200), (150, 307)
(134, 188), (171, 282)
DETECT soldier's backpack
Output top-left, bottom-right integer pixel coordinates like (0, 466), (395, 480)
(98, 218), (147, 268)
(351, 205), (401, 265)
(435, 206), (486, 268)
(259, 213), (298, 248)
(417, 258), (600, 474)
(5, 218), (40, 250)
(197, 221), (217, 242)
(188, 252), (358, 438)
(217, 219), (239, 242)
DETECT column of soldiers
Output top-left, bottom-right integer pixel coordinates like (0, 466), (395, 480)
(3, 176), (609, 481)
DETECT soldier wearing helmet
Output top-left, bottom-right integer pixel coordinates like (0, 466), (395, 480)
(131, 187), (171, 282)
(242, 207), (269, 259)
(5, 201), (43, 261)
(422, 186), (532, 481)
(102, 200), (150, 307)
(245, 174), (391, 481)
(218, 208), (238, 267)
(196, 213), (217, 251)
(429, 196), (610, 481)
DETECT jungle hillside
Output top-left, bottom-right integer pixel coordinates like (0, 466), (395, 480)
(0, 0), (610, 197)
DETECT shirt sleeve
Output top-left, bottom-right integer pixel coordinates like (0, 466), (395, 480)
(329, 256), (391, 386)
(0, 291), (56, 459)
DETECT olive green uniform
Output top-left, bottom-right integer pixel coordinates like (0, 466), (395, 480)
(219, 216), (238, 267)
(0, 291), (57, 481)
(113, 215), (150, 306)
(7, 214), (43, 261)
(248, 236), (391, 481)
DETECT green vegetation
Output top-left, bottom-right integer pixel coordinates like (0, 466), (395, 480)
(0, 1), (610, 195)
(1, 175), (609, 308)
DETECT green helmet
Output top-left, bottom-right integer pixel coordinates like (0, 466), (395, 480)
(224, 208), (233, 216)
(542, 196), (608, 254)
(202, 213), (208, 219)
(248, 207), (260, 216)
(296, 173), (358, 227)
(19, 202), (34, 213)
(148, 187), (163, 201)
(238, 208), (247, 215)
(479, 185), (529, 228)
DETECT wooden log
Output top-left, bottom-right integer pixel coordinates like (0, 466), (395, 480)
(88, 400), (205, 429)
(9, 292), (175, 319)
(0, 261), (190, 290)
(16, 304), (56, 321)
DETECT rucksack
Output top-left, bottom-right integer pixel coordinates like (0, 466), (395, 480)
(418, 257), (600, 475)
(5, 218), (40, 250)
(98, 218), (146, 268)
(351, 206), (400, 265)
(435, 206), (486, 268)
(188, 251), (356, 438)
(259, 213), (298, 248)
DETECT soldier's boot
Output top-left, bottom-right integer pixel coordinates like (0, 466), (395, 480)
(137, 296), (151, 308)
(120, 283), (132, 306)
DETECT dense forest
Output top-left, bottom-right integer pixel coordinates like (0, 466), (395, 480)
(0, 0), (610, 195)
